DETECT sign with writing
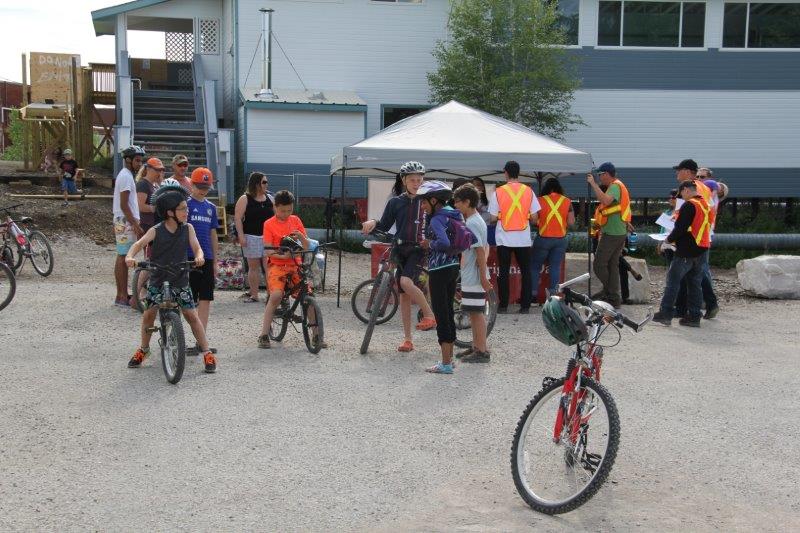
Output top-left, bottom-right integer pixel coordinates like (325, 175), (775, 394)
(30, 52), (82, 104)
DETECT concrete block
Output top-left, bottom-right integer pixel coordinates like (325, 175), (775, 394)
(737, 255), (800, 299)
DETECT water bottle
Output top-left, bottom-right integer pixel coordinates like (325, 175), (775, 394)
(628, 232), (638, 253)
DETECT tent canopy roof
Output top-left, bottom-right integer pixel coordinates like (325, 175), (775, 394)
(330, 100), (593, 181)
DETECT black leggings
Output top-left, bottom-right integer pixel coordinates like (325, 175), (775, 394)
(428, 266), (459, 345)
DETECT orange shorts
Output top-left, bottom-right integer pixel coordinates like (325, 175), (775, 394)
(268, 263), (301, 294)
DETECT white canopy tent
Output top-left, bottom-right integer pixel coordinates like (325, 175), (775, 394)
(330, 100), (594, 180)
(325, 100), (596, 305)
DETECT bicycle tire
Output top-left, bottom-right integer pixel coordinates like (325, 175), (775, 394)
(160, 310), (186, 384)
(351, 277), (399, 325)
(130, 268), (149, 313)
(0, 261), (16, 312)
(511, 376), (620, 515)
(1, 244), (18, 273)
(27, 230), (54, 277)
(301, 296), (325, 354)
(269, 299), (290, 342)
(360, 271), (390, 355)
(453, 288), (499, 349)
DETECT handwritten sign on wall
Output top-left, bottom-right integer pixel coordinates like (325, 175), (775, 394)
(30, 52), (82, 104)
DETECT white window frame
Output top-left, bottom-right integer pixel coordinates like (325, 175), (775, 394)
(595, 0), (708, 50)
(720, 0), (800, 51)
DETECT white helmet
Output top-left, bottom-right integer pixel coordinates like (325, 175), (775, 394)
(399, 161), (426, 177)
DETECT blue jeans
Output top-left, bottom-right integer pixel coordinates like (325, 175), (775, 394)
(675, 256), (718, 315)
(530, 236), (568, 300)
(660, 251), (706, 320)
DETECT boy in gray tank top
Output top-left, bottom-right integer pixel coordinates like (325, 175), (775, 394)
(124, 183), (217, 373)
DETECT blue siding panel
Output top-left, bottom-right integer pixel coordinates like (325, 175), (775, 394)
(573, 48), (800, 90)
(558, 168), (800, 198)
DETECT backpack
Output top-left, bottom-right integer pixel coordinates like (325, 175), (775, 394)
(445, 216), (477, 256)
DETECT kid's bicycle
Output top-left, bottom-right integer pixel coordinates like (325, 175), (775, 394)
(0, 260), (15, 311)
(134, 260), (198, 384)
(266, 242), (334, 354)
(354, 230), (497, 355)
(0, 204), (54, 277)
(511, 273), (652, 514)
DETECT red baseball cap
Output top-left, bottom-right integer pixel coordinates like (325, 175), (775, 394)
(190, 167), (214, 185)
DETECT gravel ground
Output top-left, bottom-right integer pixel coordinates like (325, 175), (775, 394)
(1, 235), (799, 532)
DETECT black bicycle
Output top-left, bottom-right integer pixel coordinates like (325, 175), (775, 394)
(0, 260), (15, 311)
(266, 243), (334, 354)
(0, 204), (54, 277)
(134, 260), (198, 384)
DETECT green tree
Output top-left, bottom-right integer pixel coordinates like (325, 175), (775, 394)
(1, 109), (24, 161)
(428, 0), (582, 140)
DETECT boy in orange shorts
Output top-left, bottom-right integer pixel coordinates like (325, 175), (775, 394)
(258, 190), (312, 349)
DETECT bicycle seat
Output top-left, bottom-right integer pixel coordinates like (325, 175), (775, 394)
(18, 217), (33, 224)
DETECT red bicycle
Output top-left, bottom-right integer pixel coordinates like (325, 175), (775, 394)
(511, 273), (651, 514)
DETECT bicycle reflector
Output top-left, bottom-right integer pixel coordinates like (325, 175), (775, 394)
(16, 235), (27, 246)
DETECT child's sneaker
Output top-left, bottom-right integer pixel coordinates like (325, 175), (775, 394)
(258, 335), (271, 349)
(203, 352), (217, 373)
(425, 361), (454, 374)
(127, 348), (149, 368)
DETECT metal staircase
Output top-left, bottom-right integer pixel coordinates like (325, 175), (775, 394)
(132, 89), (207, 166)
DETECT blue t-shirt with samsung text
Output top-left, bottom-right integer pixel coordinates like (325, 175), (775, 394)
(187, 197), (218, 259)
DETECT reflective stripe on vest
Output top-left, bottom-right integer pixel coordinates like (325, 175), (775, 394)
(694, 179), (716, 227)
(539, 193), (570, 237)
(688, 197), (711, 248)
(496, 182), (532, 231)
(597, 179), (631, 225)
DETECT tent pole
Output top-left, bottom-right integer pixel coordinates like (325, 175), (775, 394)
(587, 180), (592, 295)
(322, 171), (335, 292)
(337, 158), (347, 308)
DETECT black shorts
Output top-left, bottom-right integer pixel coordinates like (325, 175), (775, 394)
(190, 260), (215, 302)
(391, 244), (425, 294)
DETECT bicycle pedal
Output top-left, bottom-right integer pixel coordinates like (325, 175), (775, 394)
(146, 326), (159, 333)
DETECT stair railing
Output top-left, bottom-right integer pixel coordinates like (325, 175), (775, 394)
(192, 54), (227, 204)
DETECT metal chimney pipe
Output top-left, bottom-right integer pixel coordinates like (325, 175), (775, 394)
(257, 8), (275, 99)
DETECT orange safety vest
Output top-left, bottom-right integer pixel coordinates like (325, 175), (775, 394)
(595, 179), (631, 226)
(538, 193), (571, 238)
(496, 182), (533, 231)
(673, 179), (717, 226)
(687, 196), (711, 248)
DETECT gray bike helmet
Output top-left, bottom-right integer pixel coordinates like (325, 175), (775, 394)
(121, 145), (146, 159)
(399, 161), (426, 177)
(541, 296), (588, 346)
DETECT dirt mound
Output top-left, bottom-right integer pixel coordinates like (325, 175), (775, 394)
(0, 182), (115, 245)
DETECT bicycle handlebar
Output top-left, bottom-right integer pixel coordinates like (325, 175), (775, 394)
(561, 286), (652, 333)
(136, 260), (199, 273)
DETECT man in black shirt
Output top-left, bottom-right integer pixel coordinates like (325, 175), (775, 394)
(653, 181), (709, 327)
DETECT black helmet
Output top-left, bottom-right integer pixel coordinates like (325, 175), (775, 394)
(280, 235), (303, 252)
(121, 145), (146, 159)
(541, 296), (588, 346)
(151, 180), (188, 220)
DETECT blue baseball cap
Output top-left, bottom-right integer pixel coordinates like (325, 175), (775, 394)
(597, 162), (616, 175)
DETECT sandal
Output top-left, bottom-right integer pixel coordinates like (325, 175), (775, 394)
(416, 317), (437, 331)
(397, 340), (414, 352)
(242, 294), (259, 303)
(425, 362), (453, 374)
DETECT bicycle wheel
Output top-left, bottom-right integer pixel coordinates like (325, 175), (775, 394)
(0, 261), (16, 312)
(27, 231), (54, 277)
(511, 376), (620, 515)
(360, 271), (391, 355)
(159, 311), (186, 384)
(453, 288), (499, 349)
(269, 298), (290, 342)
(130, 269), (149, 314)
(351, 277), (398, 325)
(301, 296), (324, 354)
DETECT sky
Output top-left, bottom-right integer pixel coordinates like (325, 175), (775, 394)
(0, 0), (165, 83)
